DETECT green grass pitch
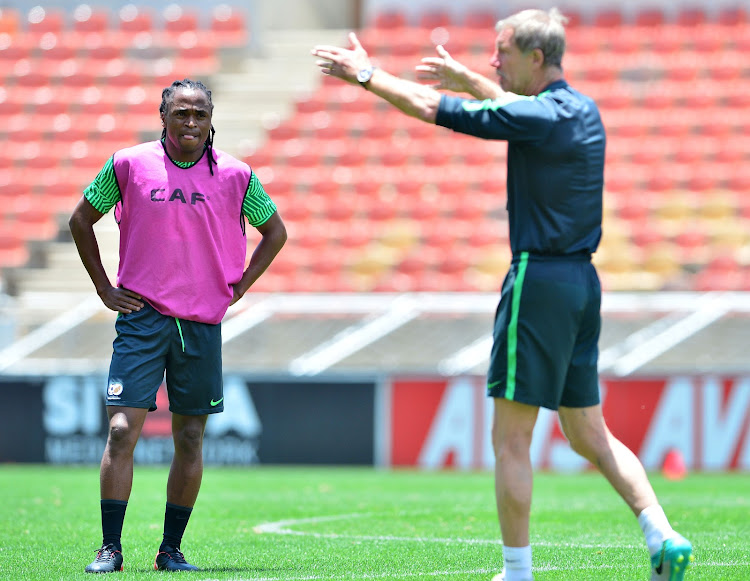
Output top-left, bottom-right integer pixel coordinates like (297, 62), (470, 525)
(0, 465), (748, 580)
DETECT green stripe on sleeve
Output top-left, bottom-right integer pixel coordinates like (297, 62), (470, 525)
(461, 93), (532, 112)
(242, 172), (277, 227)
(505, 251), (529, 401)
(83, 156), (121, 213)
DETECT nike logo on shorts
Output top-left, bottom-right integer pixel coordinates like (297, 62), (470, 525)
(210, 398), (224, 406)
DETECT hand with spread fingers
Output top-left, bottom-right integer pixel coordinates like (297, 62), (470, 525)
(312, 32), (373, 85)
(415, 45), (471, 93)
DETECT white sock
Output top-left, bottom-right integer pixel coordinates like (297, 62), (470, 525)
(503, 545), (532, 581)
(638, 505), (675, 556)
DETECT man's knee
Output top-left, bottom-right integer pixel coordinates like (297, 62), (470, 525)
(492, 425), (534, 461)
(173, 418), (206, 456)
(107, 419), (139, 454)
(492, 400), (537, 460)
(562, 420), (611, 463)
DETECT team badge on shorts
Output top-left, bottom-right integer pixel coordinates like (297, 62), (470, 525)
(107, 380), (124, 400)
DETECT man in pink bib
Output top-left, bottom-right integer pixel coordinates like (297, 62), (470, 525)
(69, 79), (287, 573)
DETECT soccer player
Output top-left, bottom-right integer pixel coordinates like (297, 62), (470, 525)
(69, 79), (286, 573)
(312, 9), (692, 581)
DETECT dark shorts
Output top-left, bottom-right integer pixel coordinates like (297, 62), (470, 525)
(106, 302), (224, 415)
(486, 252), (601, 410)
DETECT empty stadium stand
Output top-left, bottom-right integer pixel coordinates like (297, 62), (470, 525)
(1, 3), (749, 301)
(1, 3), (749, 378)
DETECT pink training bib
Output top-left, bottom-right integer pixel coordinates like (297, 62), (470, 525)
(113, 141), (251, 324)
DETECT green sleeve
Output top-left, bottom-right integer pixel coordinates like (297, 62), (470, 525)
(83, 157), (121, 213)
(242, 171), (277, 227)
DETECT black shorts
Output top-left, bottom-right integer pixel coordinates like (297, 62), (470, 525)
(106, 302), (224, 415)
(486, 252), (601, 410)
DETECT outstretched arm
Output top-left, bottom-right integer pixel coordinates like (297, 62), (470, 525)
(416, 45), (504, 100)
(312, 32), (442, 124)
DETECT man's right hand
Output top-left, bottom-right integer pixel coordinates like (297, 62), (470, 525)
(98, 286), (144, 314)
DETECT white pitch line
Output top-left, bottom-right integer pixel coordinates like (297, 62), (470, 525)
(253, 513), (643, 549)
(201, 561), (735, 581)
(249, 514), (743, 580)
(247, 569), (497, 581)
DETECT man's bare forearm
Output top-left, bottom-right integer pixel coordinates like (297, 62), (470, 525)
(365, 68), (442, 123)
(460, 69), (505, 100)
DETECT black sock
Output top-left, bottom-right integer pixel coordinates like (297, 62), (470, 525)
(161, 503), (193, 549)
(101, 499), (127, 551)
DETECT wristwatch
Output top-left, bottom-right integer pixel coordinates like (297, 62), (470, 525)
(356, 65), (376, 89)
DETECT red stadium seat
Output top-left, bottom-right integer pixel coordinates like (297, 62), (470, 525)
(338, 220), (376, 250)
(26, 6), (65, 38)
(13, 70), (49, 90)
(295, 95), (328, 114)
(379, 148), (411, 168)
(715, 136), (750, 164)
(37, 41), (77, 63)
(0, 181), (34, 214)
(210, 4), (247, 47)
(694, 267), (745, 291)
(42, 178), (83, 213)
(593, 9), (623, 28)
(174, 44), (219, 75)
(466, 220), (502, 249)
(463, 10), (498, 29)
(162, 5), (198, 37)
(676, 8), (708, 27)
(0, 7), (20, 35)
(0, 38), (32, 66)
(635, 8), (665, 27)
(419, 10), (452, 30)
(58, 68), (97, 90)
(372, 10), (407, 30)
(605, 30), (644, 54)
(565, 10), (584, 28)
(436, 244), (472, 276)
(395, 248), (433, 276)
(567, 29), (603, 55)
(402, 194), (439, 221)
(22, 152), (60, 173)
(286, 149), (323, 169)
(116, 4), (154, 47)
(325, 196), (358, 223)
(72, 5), (109, 34)
(421, 148), (453, 167)
(364, 200), (399, 222)
(12, 208), (59, 241)
(336, 148), (368, 168)
(0, 233), (29, 268)
(717, 7), (748, 26)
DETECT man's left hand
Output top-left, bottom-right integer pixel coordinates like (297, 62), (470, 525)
(416, 45), (470, 93)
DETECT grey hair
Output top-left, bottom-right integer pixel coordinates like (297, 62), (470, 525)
(496, 8), (567, 68)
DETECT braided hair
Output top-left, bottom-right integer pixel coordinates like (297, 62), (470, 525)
(159, 79), (217, 176)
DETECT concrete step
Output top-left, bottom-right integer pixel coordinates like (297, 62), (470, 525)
(210, 29), (346, 157)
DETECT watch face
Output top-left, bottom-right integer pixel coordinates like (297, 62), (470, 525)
(357, 67), (373, 83)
